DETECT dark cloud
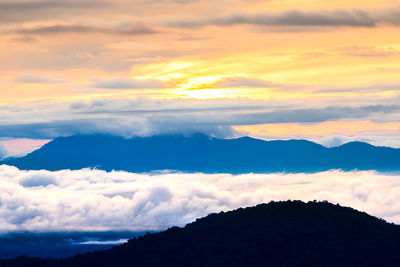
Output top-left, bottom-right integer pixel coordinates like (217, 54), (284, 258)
(13, 23), (160, 36)
(90, 77), (166, 89)
(166, 8), (400, 29)
(0, 1), (111, 22)
(233, 105), (400, 125)
(0, 0), (201, 23)
(0, 1), (108, 11)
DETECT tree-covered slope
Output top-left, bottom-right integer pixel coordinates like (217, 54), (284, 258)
(2, 201), (400, 267)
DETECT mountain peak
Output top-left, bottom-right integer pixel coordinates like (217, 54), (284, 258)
(2, 134), (399, 173)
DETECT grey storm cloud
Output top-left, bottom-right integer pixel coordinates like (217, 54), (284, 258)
(90, 77), (166, 89)
(0, 97), (400, 139)
(166, 8), (400, 28)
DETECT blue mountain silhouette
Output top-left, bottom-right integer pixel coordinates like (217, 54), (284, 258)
(2, 134), (400, 173)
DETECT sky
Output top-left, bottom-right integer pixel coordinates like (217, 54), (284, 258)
(1, 0), (400, 158)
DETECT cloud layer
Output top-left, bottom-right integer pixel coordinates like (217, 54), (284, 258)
(12, 23), (160, 36)
(1, 97), (400, 139)
(166, 8), (400, 29)
(1, 165), (400, 232)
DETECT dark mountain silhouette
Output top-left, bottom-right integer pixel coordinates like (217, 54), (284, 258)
(2, 134), (400, 173)
(2, 201), (400, 267)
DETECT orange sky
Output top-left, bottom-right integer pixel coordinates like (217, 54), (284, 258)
(1, 0), (400, 155)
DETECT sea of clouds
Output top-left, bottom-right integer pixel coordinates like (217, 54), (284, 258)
(1, 165), (400, 232)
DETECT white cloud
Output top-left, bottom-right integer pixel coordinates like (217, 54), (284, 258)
(76, 239), (128, 245)
(0, 165), (400, 232)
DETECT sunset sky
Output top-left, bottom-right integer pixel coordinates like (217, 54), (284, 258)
(1, 0), (400, 158)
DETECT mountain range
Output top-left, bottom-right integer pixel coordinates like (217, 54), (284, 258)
(2, 134), (400, 173)
(2, 201), (400, 267)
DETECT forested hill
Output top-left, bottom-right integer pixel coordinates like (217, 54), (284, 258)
(2, 201), (400, 266)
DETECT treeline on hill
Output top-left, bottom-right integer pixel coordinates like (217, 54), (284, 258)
(1, 201), (400, 267)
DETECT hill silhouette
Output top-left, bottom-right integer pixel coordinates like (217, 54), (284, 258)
(2, 134), (400, 173)
(1, 201), (400, 266)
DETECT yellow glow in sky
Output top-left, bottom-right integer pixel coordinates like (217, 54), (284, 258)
(1, 0), (400, 144)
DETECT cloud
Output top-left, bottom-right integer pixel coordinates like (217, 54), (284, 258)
(90, 77), (166, 89)
(216, 77), (280, 88)
(76, 239), (128, 245)
(0, 165), (400, 231)
(314, 83), (400, 93)
(0, 0), (204, 24)
(12, 23), (160, 36)
(231, 105), (400, 125)
(0, 144), (6, 159)
(166, 8), (400, 29)
(315, 135), (400, 149)
(0, 0), (111, 23)
(0, 0), (197, 12)
(19, 173), (58, 188)
(339, 46), (400, 58)
(1, 98), (400, 139)
(0, 1), (108, 11)
(14, 74), (66, 84)
(143, 0), (200, 4)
